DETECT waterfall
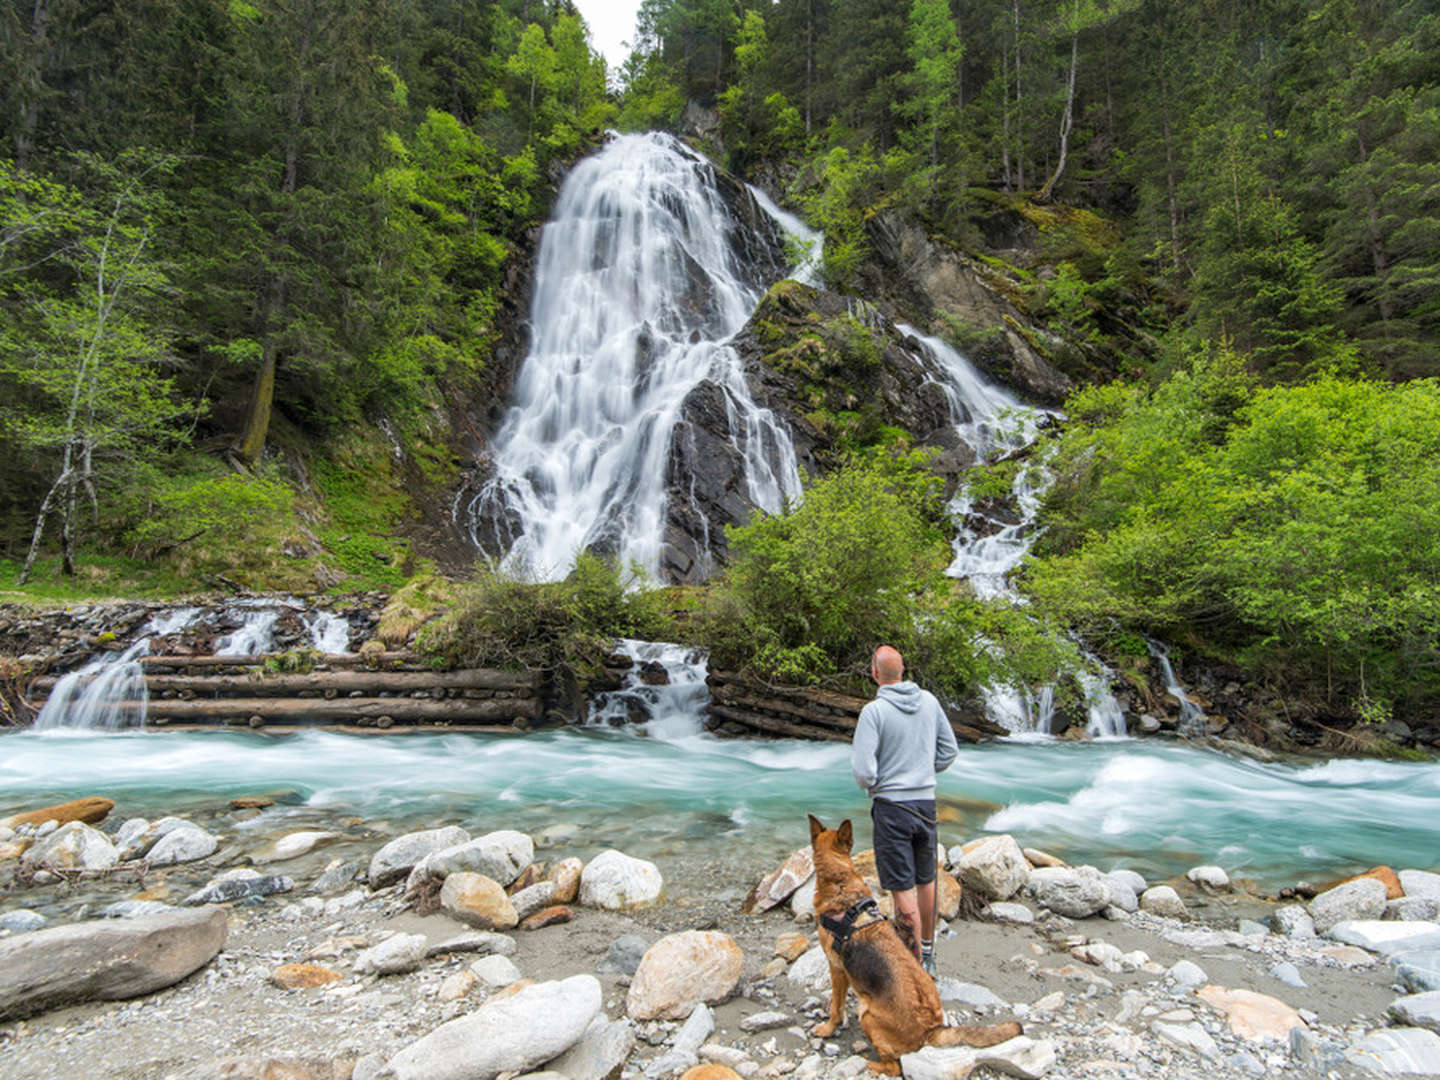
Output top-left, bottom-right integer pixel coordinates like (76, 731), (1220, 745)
(304, 612), (351, 654)
(459, 132), (805, 582)
(214, 610), (279, 657)
(590, 638), (710, 741)
(1148, 639), (1207, 736)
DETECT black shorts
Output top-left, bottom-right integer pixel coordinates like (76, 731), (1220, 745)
(870, 797), (938, 892)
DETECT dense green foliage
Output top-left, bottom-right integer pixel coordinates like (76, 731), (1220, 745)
(1, 0), (613, 584)
(707, 454), (1080, 702)
(1029, 349), (1440, 718)
(632, 0), (1440, 381)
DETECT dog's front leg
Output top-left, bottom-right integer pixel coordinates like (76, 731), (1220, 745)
(812, 953), (850, 1037)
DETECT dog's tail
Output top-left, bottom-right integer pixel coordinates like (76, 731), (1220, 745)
(926, 1021), (1023, 1049)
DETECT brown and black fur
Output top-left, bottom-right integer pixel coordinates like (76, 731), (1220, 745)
(808, 815), (1021, 1075)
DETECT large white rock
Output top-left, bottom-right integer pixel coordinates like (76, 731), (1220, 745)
(20, 821), (118, 873)
(1389, 991), (1440, 1034)
(146, 824), (219, 867)
(387, 974), (601, 1080)
(954, 835), (1030, 901)
(580, 850), (663, 911)
(1025, 866), (1110, 918)
(786, 945), (831, 990)
(1344, 1027), (1440, 1076)
(0, 908), (227, 1020)
(901, 1036), (1056, 1080)
(1139, 886), (1188, 919)
(414, 830), (535, 889)
(1309, 878), (1388, 934)
(546, 1014), (636, 1080)
(1329, 920), (1440, 957)
(1105, 869), (1148, 895)
(1187, 865), (1230, 889)
(259, 830), (339, 863)
(353, 933), (427, 975)
(790, 877), (816, 919)
(626, 931), (743, 1019)
(368, 826), (470, 888)
(1400, 870), (1440, 900)
(1102, 874), (1138, 913)
(744, 847), (814, 914)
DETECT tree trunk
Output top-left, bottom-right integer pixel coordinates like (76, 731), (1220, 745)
(1013, 0), (1025, 191)
(1000, 55), (1012, 190)
(17, 465), (70, 585)
(1038, 25), (1078, 201)
(14, 0), (49, 170)
(234, 340), (277, 467)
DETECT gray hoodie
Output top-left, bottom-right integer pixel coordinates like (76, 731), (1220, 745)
(851, 681), (958, 801)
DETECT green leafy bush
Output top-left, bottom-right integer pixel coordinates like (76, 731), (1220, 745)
(122, 467), (294, 574)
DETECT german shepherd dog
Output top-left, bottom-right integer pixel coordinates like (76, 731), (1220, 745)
(809, 815), (1021, 1075)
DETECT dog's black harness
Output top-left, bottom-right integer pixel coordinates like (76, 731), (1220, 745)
(819, 896), (886, 952)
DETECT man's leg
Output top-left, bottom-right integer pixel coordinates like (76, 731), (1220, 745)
(890, 887), (922, 961)
(916, 878), (937, 943)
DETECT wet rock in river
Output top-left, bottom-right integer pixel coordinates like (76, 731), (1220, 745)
(0, 796), (115, 830)
(183, 868), (294, 905)
(21, 821), (119, 872)
(147, 823), (219, 867)
(258, 830), (339, 863)
(0, 907), (227, 1020)
(0, 909), (47, 934)
(1186, 865), (1231, 890)
(100, 900), (174, 919)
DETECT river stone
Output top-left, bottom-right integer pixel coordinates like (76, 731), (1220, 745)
(440, 873), (518, 931)
(470, 954), (523, 988)
(1309, 878), (1388, 934)
(100, 900), (174, 919)
(426, 931), (517, 959)
(510, 881), (556, 922)
(354, 933), (427, 975)
(0, 910), (47, 934)
(1107, 869), (1148, 895)
(1168, 960), (1208, 988)
(21, 821), (119, 873)
(1395, 949), (1440, 993)
(952, 835), (1030, 901)
(548, 857), (584, 904)
(1025, 866), (1110, 918)
(1399, 869), (1440, 899)
(147, 824), (219, 867)
(417, 830), (535, 889)
(627, 931), (744, 1019)
(368, 825), (470, 888)
(596, 934), (649, 976)
(786, 945), (830, 990)
(1, 797), (114, 830)
(1344, 1027), (1440, 1076)
(1139, 886), (1188, 919)
(270, 963), (343, 990)
(987, 902), (1035, 924)
(581, 850), (663, 910)
(1273, 904), (1315, 938)
(387, 974), (602, 1080)
(1386, 897), (1440, 922)
(0, 907), (227, 1020)
(936, 979), (1007, 1009)
(1330, 920), (1440, 956)
(1187, 866), (1231, 890)
(674, 1001), (715, 1055)
(740, 1010), (792, 1033)
(119, 815), (202, 860)
(1103, 874), (1139, 913)
(790, 877), (816, 919)
(260, 830), (339, 863)
(743, 847), (814, 914)
(1197, 985), (1304, 1043)
(900, 1035), (1056, 1080)
(1389, 991), (1440, 1033)
(184, 870), (294, 905)
(547, 1014), (636, 1080)
(1151, 1020), (1220, 1060)
(1270, 961), (1307, 989)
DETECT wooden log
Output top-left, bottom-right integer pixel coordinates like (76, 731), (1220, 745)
(708, 683), (858, 733)
(150, 723), (526, 736)
(706, 704), (850, 743)
(34, 668), (543, 698)
(139, 652), (422, 669)
(131, 696), (542, 724)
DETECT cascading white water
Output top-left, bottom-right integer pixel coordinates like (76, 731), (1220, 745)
(461, 133), (804, 581)
(214, 610), (279, 657)
(304, 612), (351, 654)
(590, 638), (709, 742)
(1148, 639), (1206, 735)
(748, 186), (823, 287)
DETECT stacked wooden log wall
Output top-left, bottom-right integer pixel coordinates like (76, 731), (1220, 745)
(29, 653), (544, 733)
(705, 669), (1007, 743)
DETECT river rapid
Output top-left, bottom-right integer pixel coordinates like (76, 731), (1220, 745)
(5, 721), (1437, 892)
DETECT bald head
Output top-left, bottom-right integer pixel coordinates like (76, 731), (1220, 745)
(871, 645), (904, 686)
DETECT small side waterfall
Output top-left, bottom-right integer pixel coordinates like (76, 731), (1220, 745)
(214, 610), (279, 657)
(590, 639), (709, 741)
(461, 133), (807, 581)
(1148, 639), (1207, 735)
(304, 612), (351, 654)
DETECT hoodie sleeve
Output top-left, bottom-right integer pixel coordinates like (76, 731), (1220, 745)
(852, 705), (880, 792)
(932, 694), (959, 774)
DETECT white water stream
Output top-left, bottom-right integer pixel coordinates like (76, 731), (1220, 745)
(460, 132), (810, 581)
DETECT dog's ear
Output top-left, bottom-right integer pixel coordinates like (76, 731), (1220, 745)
(808, 814), (825, 842)
(836, 819), (853, 851)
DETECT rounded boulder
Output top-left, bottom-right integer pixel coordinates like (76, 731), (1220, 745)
(626, 931), (743, 1020)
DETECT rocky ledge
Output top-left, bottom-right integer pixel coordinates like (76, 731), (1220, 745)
(2, 797), (1438, 1079)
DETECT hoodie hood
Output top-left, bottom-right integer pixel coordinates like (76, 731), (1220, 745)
(876, 681), (923, 714)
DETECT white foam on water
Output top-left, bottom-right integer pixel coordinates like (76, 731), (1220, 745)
(32, 639), (150, 732)
(214, 610), (279, 657)
(303, 612), (351, 654)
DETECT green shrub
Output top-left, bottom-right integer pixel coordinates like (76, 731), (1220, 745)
(122, 467), (294, 574)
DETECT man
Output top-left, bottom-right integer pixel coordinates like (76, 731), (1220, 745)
(851, 644), (958, 976)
